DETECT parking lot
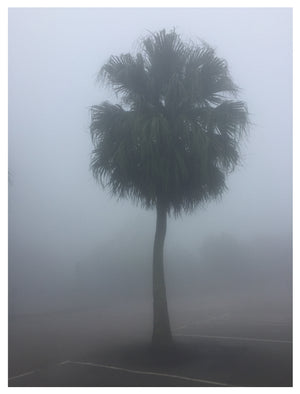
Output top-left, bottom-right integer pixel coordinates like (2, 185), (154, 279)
(8, 303), (292, 387)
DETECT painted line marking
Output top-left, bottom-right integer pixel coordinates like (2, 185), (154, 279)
(62, 360), (230, 386)
(174, 334), (292, 344)
(58, 360), (70, 365)
(8, 360), (70, 381)
(175, 320), (291, 331)
(8, 370), (38, 381)
(175, 324), (188, 330)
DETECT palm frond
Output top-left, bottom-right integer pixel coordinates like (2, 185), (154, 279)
(100, 53), (150, 108)
(90, 29), (249, 215)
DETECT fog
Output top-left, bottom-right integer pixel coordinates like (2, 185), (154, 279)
(8, 8), (292, 386)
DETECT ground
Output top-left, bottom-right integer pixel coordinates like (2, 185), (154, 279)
(8, 300), (292, 387)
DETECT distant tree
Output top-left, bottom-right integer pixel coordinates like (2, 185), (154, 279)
(90, 29), (248, 349)
(8, 170), (12, 186)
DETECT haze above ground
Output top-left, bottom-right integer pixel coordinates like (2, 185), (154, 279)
(8, 8), (292, 315)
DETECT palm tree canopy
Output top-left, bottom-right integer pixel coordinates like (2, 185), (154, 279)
(90, 29), (248, 215)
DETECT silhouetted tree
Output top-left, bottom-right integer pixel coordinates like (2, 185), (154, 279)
(90, 29), (248, 349)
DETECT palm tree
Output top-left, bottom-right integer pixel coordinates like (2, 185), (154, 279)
(90, 29), (248, 349)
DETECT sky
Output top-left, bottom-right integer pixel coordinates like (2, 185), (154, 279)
(8, 8), (292, 274)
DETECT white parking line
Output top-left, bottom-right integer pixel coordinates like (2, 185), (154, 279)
(8, 370), (38, 381)
(8, 360), (71, 381)
(174, 334), (292, 344)
(62, 360), (230, 386)
(175, 324), (188, 330)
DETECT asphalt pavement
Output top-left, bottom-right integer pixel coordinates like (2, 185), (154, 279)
(8, 305), (292, 387)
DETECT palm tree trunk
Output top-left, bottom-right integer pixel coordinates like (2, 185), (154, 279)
(152, 200), (173, 348)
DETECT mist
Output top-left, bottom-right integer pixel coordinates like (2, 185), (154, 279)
(8, 8), (292, 387)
